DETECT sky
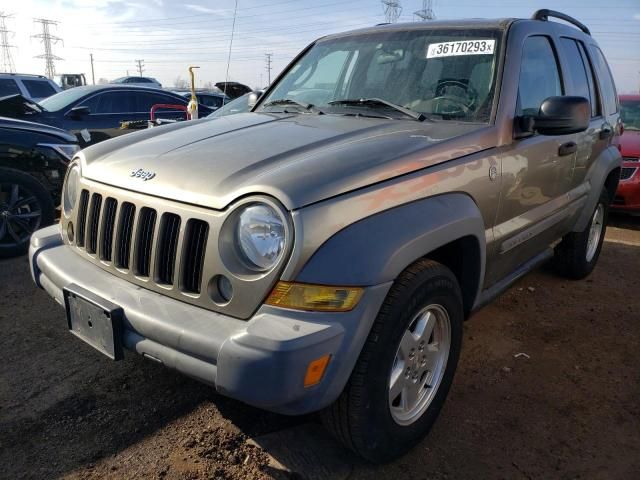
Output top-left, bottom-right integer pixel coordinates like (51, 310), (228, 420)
(2, 0), (639, 92)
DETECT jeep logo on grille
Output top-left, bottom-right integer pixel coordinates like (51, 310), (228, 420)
(130, 168), (156, 181)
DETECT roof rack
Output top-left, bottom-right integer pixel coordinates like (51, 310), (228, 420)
(532, 9), (590, 35)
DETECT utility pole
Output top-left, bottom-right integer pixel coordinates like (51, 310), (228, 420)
(414, 0), (435, 21)
(0, 12), (16, 73)
(135, 59), (144, 76)
(89, 53), (95, 84)
(32, 18), (62, 79)
(381, 1), (402, 23)
(265, 53), (273, 85)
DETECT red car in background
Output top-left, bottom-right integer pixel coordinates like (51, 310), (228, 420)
(613, 95), (640, 213)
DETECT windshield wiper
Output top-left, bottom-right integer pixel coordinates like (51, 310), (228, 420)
(262, 98), (323, 114)
(328, 98), (427, 121)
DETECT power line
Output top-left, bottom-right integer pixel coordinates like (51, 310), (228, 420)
(135, 59), (144, 76)
(32, 18), (63, 79)
(0, 12), (16, 73)
(381, 1), (402, 23)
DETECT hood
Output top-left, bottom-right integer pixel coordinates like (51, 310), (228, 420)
(0, 116), (77, 143)
(0, 94), (44, 117)
(80, 112), (490, 210)
(619, 130), (640, 158)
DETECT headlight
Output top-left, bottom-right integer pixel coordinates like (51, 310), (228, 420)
(63, 163), (81, 216)
(236, 203), (286, 271)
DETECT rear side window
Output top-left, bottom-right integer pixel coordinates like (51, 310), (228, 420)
(22, 79), (57, 99)
(197, 94), (224, 108)
(80, 91), (136, 113)
(135, 92), (184, 112)
(589, 46), (618, 115)
(0, 78), (20, 97)
(559, 38), (597, 117)
(517, 36), (563, 116)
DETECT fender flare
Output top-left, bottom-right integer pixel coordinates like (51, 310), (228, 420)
(573, 145), (622, 232)
(296, 193), (486, 309)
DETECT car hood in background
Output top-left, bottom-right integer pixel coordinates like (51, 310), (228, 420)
(80, 112), (491, 210)
(619, 130), (640, 158)
(0, 94), (44, 117)
(0, 116), (77, 143)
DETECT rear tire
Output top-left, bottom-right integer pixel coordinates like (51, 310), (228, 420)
(553, 188), (609, 280)
(0, 168), (55, 258)
(322, 259), (464, 463)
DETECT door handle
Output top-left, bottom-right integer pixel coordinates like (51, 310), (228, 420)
(600, 125), (613, 140)
(558, 141), (577, 156)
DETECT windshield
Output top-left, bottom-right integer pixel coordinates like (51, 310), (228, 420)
(39, 87), (94, 111)
(621, 100), (640, 130)
(259, 28), (502, 122)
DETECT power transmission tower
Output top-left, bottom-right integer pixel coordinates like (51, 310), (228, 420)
(32, 18), (63, 79)
(135, 59), (144, 76)
(265, 53), (273, 85)
(381, 1), (402, 23)
(0, 12), (16, 73)
(414, 0), (436, 21)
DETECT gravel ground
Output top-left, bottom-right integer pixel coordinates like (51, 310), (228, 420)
(1, 214), (638, 480)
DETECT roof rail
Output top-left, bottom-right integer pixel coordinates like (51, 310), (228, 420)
(532, 9), (590, 35)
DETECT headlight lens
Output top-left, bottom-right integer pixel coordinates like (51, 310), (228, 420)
(236, 203), (286, 271)
(63, 164), (81, 216)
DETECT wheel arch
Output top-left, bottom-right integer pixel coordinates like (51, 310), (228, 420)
(295, 192), (487, 316)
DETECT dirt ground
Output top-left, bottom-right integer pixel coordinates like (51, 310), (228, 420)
(1, 214), (639, 480)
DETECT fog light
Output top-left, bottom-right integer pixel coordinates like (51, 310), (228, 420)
(67, 221), (74, 243)
(209, 274), (233, 304)
(304, 354), (331, 387)
(266, 282), (363, 312)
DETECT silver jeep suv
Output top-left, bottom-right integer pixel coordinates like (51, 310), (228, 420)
(29, 10), (622, 461)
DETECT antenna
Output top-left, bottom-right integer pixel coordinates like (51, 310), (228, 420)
(223, 0), (239, 97)
(414, 0), (436, 21)
(381, 1), (402, 23)
(32, 18), (63, 79)
(0, 12), (16, 73)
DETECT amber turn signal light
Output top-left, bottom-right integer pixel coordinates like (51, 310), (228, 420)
(304, 354), (331, 387)
(265, 281), (364, 312)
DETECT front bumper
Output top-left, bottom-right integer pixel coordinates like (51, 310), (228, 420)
(612, 165), (640, 212)
(29, 225), (391, 415)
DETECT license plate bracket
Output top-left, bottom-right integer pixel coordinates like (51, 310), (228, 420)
(64, 284), (124, 360)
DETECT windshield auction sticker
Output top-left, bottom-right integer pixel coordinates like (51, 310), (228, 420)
(427, 39), (496, 58)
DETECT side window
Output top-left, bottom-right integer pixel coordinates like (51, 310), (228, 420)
(589, 46), (618, 115)
(0, 78), (20, 97)
(22, 79), (57, 99)
(517, 36), (563, 116)
(80, 92), (135, 113)
(559, 38), (595, 117)
(135, 92), (184, 112)
(577, 42), (600, 117)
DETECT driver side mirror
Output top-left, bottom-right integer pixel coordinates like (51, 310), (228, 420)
(247, 92), (260, 109)
(67, 105), (90, 118)
(517, 96), (589, 137)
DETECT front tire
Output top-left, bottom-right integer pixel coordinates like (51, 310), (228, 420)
(0, 168), (55, 258)
(322, 259), (464, 463)
(553, 188), (609, 280)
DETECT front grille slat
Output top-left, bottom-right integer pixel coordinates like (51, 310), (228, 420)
(115, 202), (136, 269)
(76, 190), (90, 247)
(181, 219), (209, 294)
(620, 167), (637, 181)
(134, 207), (157, 277)
(86, 193), (103, 254)
(100, 198), (118, 261)
(155, 213), (181, 285)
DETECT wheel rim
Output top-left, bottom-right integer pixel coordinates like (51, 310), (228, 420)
(388, 304), (451, 426)
(0, 182), (42, 249)
(585, 203), (604, 263)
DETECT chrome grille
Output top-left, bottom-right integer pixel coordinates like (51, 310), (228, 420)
(86, 193), (102, 254)
(115, 202), (136, 269)
(181, 219), (209, 294)
(155, 213), (181, 285)
(100, 197), (117, 262)
(622, 157), (639, 163)
(76, 190), (90, 247)
(134, 207), (157, 277)
(620, 167), (637, 181)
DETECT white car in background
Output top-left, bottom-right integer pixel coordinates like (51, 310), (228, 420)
(0, 73), (62, 102)
(110, 76), (162, 88)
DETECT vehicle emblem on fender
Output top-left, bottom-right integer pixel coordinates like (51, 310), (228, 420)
(130, 168), (156, 181)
